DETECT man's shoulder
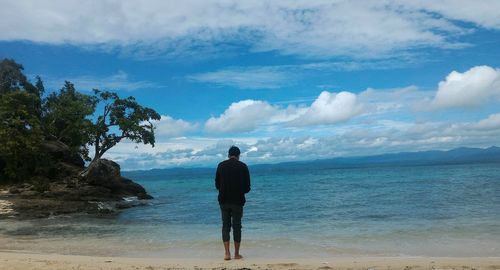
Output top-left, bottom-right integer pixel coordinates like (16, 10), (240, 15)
(217, 159), (232, 168)
(217, 160), (226, 168)
(218, 159), (247, 168)
(219, 159), (234, 164)
(238, 160), (248, 166)
(236, 160), (248, 169)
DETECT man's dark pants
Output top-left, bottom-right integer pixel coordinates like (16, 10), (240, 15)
(220, 204), (243, 242)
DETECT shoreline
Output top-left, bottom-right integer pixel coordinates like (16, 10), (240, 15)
(1, 251), (499, 270)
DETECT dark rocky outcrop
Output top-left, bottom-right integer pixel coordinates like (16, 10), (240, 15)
(0, 140), (152, 219)
(41, 140), (85, 167)
(82, 158), (152, 200)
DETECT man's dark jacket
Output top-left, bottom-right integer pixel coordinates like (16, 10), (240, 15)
(215, 158), (251, 206)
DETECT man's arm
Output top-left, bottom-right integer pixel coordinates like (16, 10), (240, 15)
(215, 165), (221, 190)
(244, 165), (251, 193)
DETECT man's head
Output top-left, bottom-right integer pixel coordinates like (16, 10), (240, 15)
(228, 145), (241, 160)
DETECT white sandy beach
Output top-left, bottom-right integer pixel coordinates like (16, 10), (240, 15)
(0, 251), (499, 270)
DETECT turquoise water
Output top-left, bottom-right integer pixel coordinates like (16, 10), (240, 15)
(1, 163), (499, 258)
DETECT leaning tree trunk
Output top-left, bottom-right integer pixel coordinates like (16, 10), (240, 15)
(79, 157), (101, 178)
(81, 138), (103, 178)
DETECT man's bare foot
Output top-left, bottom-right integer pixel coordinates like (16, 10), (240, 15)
(224, 253), (231, 260)
(234, 254), (243, 260)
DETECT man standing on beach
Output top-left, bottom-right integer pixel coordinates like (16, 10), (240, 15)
(215, 145), (251, 260)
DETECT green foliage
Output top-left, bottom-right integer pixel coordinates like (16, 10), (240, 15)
(43, 81), (96, 161)
(0, 90), (44, 182)
(0, 59), (30, 94)
(0, 58), (161, 183)
(0, 59), (42, 110)
(89, 89), (161, 161)
(0, 59), (45, 183)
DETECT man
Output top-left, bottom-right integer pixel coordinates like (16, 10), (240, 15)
(215, 145), (251, 260)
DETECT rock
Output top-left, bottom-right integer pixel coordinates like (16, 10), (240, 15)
(115, 201), (133, 209)
(77, 185), (118, 201)
(22, 183), (34, 190)
(9, 183), (37, 195)
(55, 162), (84, 179)
(1, 157), (152, 219)
(84, 159), (152, 199)
(3, 197), (101, 218)
(94, 201), (116, 213)
(41, 140), (85, 167)
(19, 190), (39, 197)
(120, 177), (153, 199)
(84, 159), (122, 190)
(115, 197), (149, 209)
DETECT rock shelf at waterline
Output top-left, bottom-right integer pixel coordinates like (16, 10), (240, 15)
(0, 141), (152, 219)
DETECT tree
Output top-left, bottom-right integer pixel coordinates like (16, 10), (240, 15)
(0, 59), (44, 183)
(0, 59), (30, 94)
(88, 89), (160, 163)
(0, 90), (44, 182)
(0, 58), (161, 182)
(0, 59), (42, 106)
(43, 81), (96, 160)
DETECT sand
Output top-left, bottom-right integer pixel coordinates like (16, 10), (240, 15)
(0, 251), (499, 270)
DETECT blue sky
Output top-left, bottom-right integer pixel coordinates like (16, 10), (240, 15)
(1, 1), (500, 170)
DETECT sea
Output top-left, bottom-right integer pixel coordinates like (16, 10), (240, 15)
(0, 162), (499, 258)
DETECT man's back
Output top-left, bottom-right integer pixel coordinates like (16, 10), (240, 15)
(216, 146), (250, 260)
(215, 158), (251, 205)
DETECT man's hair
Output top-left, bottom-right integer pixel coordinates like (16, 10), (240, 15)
(228, 145), (241, 157)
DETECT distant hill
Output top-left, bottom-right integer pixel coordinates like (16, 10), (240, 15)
(123, 146), (500, 178)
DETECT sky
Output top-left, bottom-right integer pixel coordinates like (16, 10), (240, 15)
(1, 0), (500, 170)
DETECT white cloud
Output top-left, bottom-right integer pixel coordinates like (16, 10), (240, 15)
(45, 71), (158, 92)
(188, 59), (418, 89)
(204, 90), (362, 133)
(104, 137), (261, 169)
(357, 86), (440, 117)
(289, 91), (362, 126)
(474, 113), (500, 130)
(188, 66), (291, 89)
(403, 0), (500, 30)
(205, 100), (277, 133)
(431, 66), (500, 109)
(1, 1), (497, 59)
(153, 115), (198, 138)
(109, 113), (500, 170)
